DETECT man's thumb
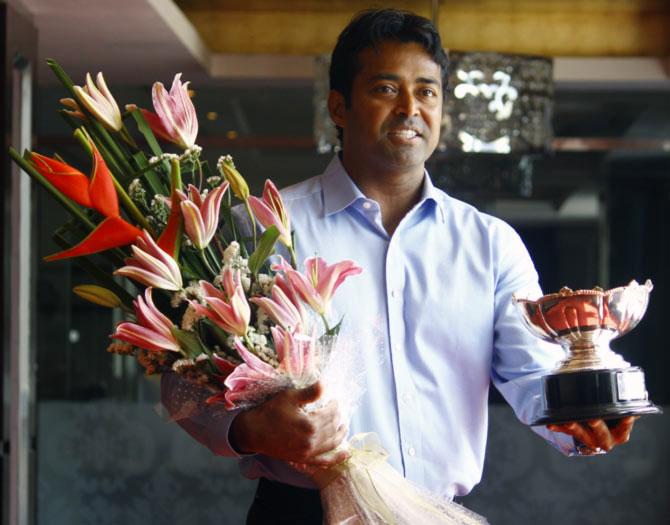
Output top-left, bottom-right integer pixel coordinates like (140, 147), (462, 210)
(294, 382), (322, 406)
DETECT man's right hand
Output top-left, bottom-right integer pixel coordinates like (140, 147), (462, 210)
(229, 381), (349, 467)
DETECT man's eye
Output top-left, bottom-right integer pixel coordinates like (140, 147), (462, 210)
(374, 85), (396, 94)
(421, 88), (437, 97)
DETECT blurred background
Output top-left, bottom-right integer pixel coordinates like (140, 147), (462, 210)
(2, 1), (669, 524)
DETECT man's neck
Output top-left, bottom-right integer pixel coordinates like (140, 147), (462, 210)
(341, 156), (425, 236)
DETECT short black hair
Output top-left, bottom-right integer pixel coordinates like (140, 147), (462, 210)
(329, 8), (449, 105)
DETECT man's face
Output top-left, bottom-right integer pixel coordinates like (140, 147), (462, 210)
(330, 40), (443, 175)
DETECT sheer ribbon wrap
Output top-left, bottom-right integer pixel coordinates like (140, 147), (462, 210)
(312, 433), (487, 525)
(160, 326), (488, 524)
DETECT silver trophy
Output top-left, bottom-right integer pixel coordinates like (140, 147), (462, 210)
(513, 280), (662, 425)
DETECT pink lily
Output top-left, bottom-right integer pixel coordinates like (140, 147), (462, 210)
(178, 183), (229, 249)
(115, 231), (183, 291)
(272, 326), (317, 384)
(221, 340), (283, 409)
(73, 73), (123, 132)
(190, 271), (250, 337)
(147, 73), (198, 149)
(250, 285), (306, 333)
(112, 288), (180, 352)
(270, 255), (309, 326)
(286, 257), (363, 316)
(248, 180), (292, 248)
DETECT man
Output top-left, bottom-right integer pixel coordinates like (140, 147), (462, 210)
(163, 9), (636, 524)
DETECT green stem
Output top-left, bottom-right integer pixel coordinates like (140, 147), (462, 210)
(120, 125), (139, 150)
(199, 249), (217, 278)
(288, 245), (298, 269)
(319, 313), (331, 334)
(10, 148), (96, 231)
(196, 158), (204, 190)
(243, 199), (258, 250)
(206, 243), (221, 272)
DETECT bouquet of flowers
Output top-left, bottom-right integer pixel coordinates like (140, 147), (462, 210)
(9, 62), (486, 524)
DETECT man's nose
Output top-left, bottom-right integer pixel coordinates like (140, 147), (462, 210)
(394, 90), (419, 117)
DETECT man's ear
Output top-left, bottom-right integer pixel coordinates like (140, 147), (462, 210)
(328, 90), (346, 128)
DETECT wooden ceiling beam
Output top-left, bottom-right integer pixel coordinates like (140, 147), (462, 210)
(175, 0), (670, 57)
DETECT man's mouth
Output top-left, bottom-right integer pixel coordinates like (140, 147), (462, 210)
(388, 128), (421, 140)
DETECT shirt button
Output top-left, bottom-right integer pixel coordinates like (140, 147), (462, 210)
(362, 201), (372, 210)
(408, 446), (416, 457)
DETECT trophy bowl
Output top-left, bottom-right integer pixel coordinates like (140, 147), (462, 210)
(513, 279), (662, 426)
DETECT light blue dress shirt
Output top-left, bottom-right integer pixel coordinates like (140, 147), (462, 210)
(163, 155), (575, 499)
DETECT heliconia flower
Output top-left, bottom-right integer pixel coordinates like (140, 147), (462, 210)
(145, 73), (198, 149)
(178, 183), (229, 249)
(73, 72), (123, 132)
(250, 285), (305, 333)
(73, 284), (123, 308)
(112, 288), (181, 352)
(220, 339), (282, 409)
(31, 145), (117, 217)
(189, 272), (250, 337)
(218, 155), (249, 200)
(30, 142), (142, 261)
(248, 180), (292, 247)
(286, 257), (363, 315)
(115, 230), (183, 291)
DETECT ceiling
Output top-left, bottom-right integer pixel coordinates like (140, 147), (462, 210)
(9, 0), (670, 86)
(176, 0), (670, 56)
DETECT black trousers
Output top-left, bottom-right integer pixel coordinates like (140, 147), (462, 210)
(246, 478), (323, 525)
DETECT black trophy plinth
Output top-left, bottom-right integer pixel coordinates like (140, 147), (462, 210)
(530, 366), (662, 426)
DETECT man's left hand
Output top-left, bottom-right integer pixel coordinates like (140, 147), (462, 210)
(547, 416), (637, 455)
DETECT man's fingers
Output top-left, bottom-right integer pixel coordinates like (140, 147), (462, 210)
(610, 416), (637, 444)
(585, 419), (615, 451)
(293, 381), (323, 406)
(548, 422), (599, 449)
(304, 446), (351, 467)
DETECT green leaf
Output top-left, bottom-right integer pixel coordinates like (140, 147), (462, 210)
(130, 108), (163, 158)
(171, 327), (209, 359)
(248, 226), (280, 276)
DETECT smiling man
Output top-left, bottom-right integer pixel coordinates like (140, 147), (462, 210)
(163, 9), (636, 524)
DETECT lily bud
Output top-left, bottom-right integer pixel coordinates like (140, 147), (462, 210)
(218, 155), (249, 200)
(60, 98), (86, 121)
(73, 284), (123, 308)
(73, 72), (123, 132)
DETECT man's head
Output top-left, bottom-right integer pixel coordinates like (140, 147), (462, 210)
(328, 9), (447, 177)
(329, 9), (449, 108)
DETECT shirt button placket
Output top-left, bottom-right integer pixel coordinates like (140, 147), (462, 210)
(385, 238), (419, 478)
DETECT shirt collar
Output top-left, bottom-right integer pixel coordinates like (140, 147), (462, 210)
(321, 154), (446, 223)
(321, 155), (367, 216)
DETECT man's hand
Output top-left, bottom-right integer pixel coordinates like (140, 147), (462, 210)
(229, 381), (349, 467)
(547, 416), (637, 454)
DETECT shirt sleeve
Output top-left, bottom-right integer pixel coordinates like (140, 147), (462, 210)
(160, 372), (255, 458)
(489, 221), (577, 456)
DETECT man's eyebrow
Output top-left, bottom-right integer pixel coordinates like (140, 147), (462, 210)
(369, 73), (440, 85)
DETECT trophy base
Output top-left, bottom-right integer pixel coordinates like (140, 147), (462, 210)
(530, 366), (663, 426)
